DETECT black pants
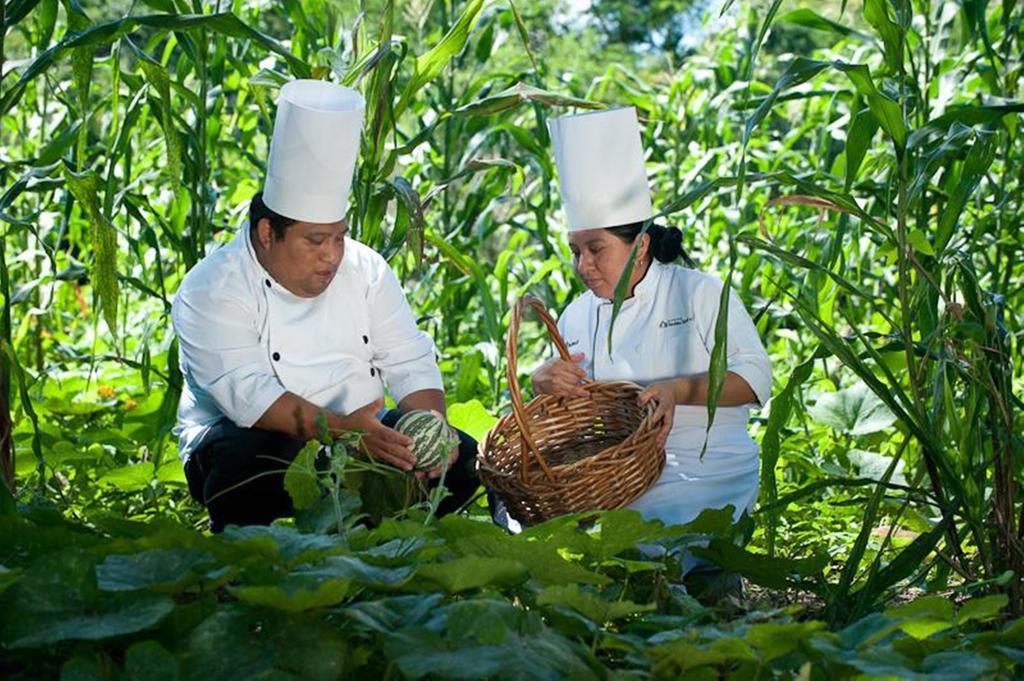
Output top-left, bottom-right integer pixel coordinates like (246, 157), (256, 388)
(184, 409), (481, 532)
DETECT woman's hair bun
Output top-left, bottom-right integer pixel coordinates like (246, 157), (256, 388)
(649, 224), (684, 263)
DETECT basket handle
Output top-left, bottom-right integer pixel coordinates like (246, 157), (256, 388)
(506, 295), (576, 483)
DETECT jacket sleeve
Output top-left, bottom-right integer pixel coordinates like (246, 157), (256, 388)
(693, 276), (773, 407)
(172, 284), (286, 428)
(367, 260), (444, 403)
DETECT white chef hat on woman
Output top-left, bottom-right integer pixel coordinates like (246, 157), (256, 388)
(547, 107), (654, 232)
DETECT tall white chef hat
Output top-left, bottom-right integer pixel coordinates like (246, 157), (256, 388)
(263, 79), (365, 224)
(547, 107), (654, 232)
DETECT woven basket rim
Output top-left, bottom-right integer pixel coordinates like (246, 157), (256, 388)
(477, 380), (659, 480)
(477, 295), (665, 524)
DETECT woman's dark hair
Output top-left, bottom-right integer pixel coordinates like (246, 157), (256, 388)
(606, 222), (694, 267)
(249, 192), (297, 240)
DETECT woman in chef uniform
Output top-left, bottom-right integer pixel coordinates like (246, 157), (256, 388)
(531, 107), (772, 534)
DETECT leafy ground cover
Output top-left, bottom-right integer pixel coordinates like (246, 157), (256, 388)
(3, 500), (1023, 679)
(1, 0), (1023, 677)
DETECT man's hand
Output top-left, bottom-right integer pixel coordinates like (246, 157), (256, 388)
(531, 352), (589, 397)
(339, 399), (416, 471)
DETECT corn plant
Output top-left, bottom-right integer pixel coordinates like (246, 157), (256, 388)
(1, 0), (1022, 635)
(727, 0), (1024, 619)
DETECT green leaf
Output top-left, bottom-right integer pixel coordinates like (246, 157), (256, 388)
(692, 540), (827, 590)
(760, 353), (818, 553)
(702, 265), (733, 457)
(134, 52), (182, 194)
(537, 584), (654, 624)
(299, 554), (416, 589)
(524, 509), (680, 561)
(182, 605), (347, 681)
(4, 587), (174, 648)
(863, 0), (904, 72)
(745, 621), (826, 661)
(778, 8), (873, 40)
(907, 102), (1024, 148)
(388, 177), (426, 264)
(415, 555), (528, 592)
(744, 58), (830, 147)
(222, 524), (346, 565)
(648, 637), (757, 676)
(507, 0), (539, 74)
(1, 12), (310, 118)
(748, 0), (785, 81)
(846, 519), (949, 616)
(936, 129), (997, 253)
(447, 400), (497, 442)
(63, 166), (119, 335)
(231, 576), (351, 612)
(908, 122), (974, 206)
(886, 596), (956, 639)
(957, 594), (1008, 625)
(1, 548), (176, 647)
(423, 158), (519, 205)
(830, 448), (905, 622)
(833, 61), (906, 148)
(397, 0), (485, 115)
(449, 530), (611, 586)
(907, 228), (935, 256)
(919, 651), (998, 680)
(124, 640), (181, 681)
(383, 600), (595, 680)
(739, 235), (871, 299)
(6, 0), (47, 26)
(452, 82), (601, 117)
(0, 565), (23, 596)
(847, 449), (908, 486)
(344, 593), (445, 634)
(427, 231), (502, 347)
(284, 440), (322, 511)
(35, 0), (59, 50)
(808, 382), (896, 436)
(845, 103), (879, 191)
(607, 219), (651, 354)
(96, 549), (217, 592)
(97, 462), (156, 491)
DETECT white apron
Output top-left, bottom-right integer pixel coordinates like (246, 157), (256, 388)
(556, 261), (772, 527)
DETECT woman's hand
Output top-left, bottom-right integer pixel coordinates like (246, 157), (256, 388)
(530, 352), (589, 398)
(638, 380), (680, 448)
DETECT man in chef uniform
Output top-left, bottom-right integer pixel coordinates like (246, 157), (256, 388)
(173, 80), (478, 532)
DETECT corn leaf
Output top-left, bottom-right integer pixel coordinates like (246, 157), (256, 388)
(396, 0), (485, 116)
(63, 166), (119, 336)
(863, 0), (903, 73)
(832, 61), (906, 149)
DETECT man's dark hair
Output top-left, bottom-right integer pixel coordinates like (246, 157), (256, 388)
(249, 192), (297, 240)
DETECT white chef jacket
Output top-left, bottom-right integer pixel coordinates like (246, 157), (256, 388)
(171, 225), (442, 462)
(556, 261), (772, 527)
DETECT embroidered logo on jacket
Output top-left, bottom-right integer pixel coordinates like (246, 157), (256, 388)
(658, 316), (693, 328)
(566, 339), (580, 347)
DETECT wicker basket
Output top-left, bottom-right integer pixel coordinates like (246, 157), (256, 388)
(477, 296), (666, 526)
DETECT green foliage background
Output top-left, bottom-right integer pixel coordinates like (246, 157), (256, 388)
(1, 0), (1023, 677)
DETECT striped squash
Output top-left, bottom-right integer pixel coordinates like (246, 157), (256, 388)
(394, 410), (457, 471)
